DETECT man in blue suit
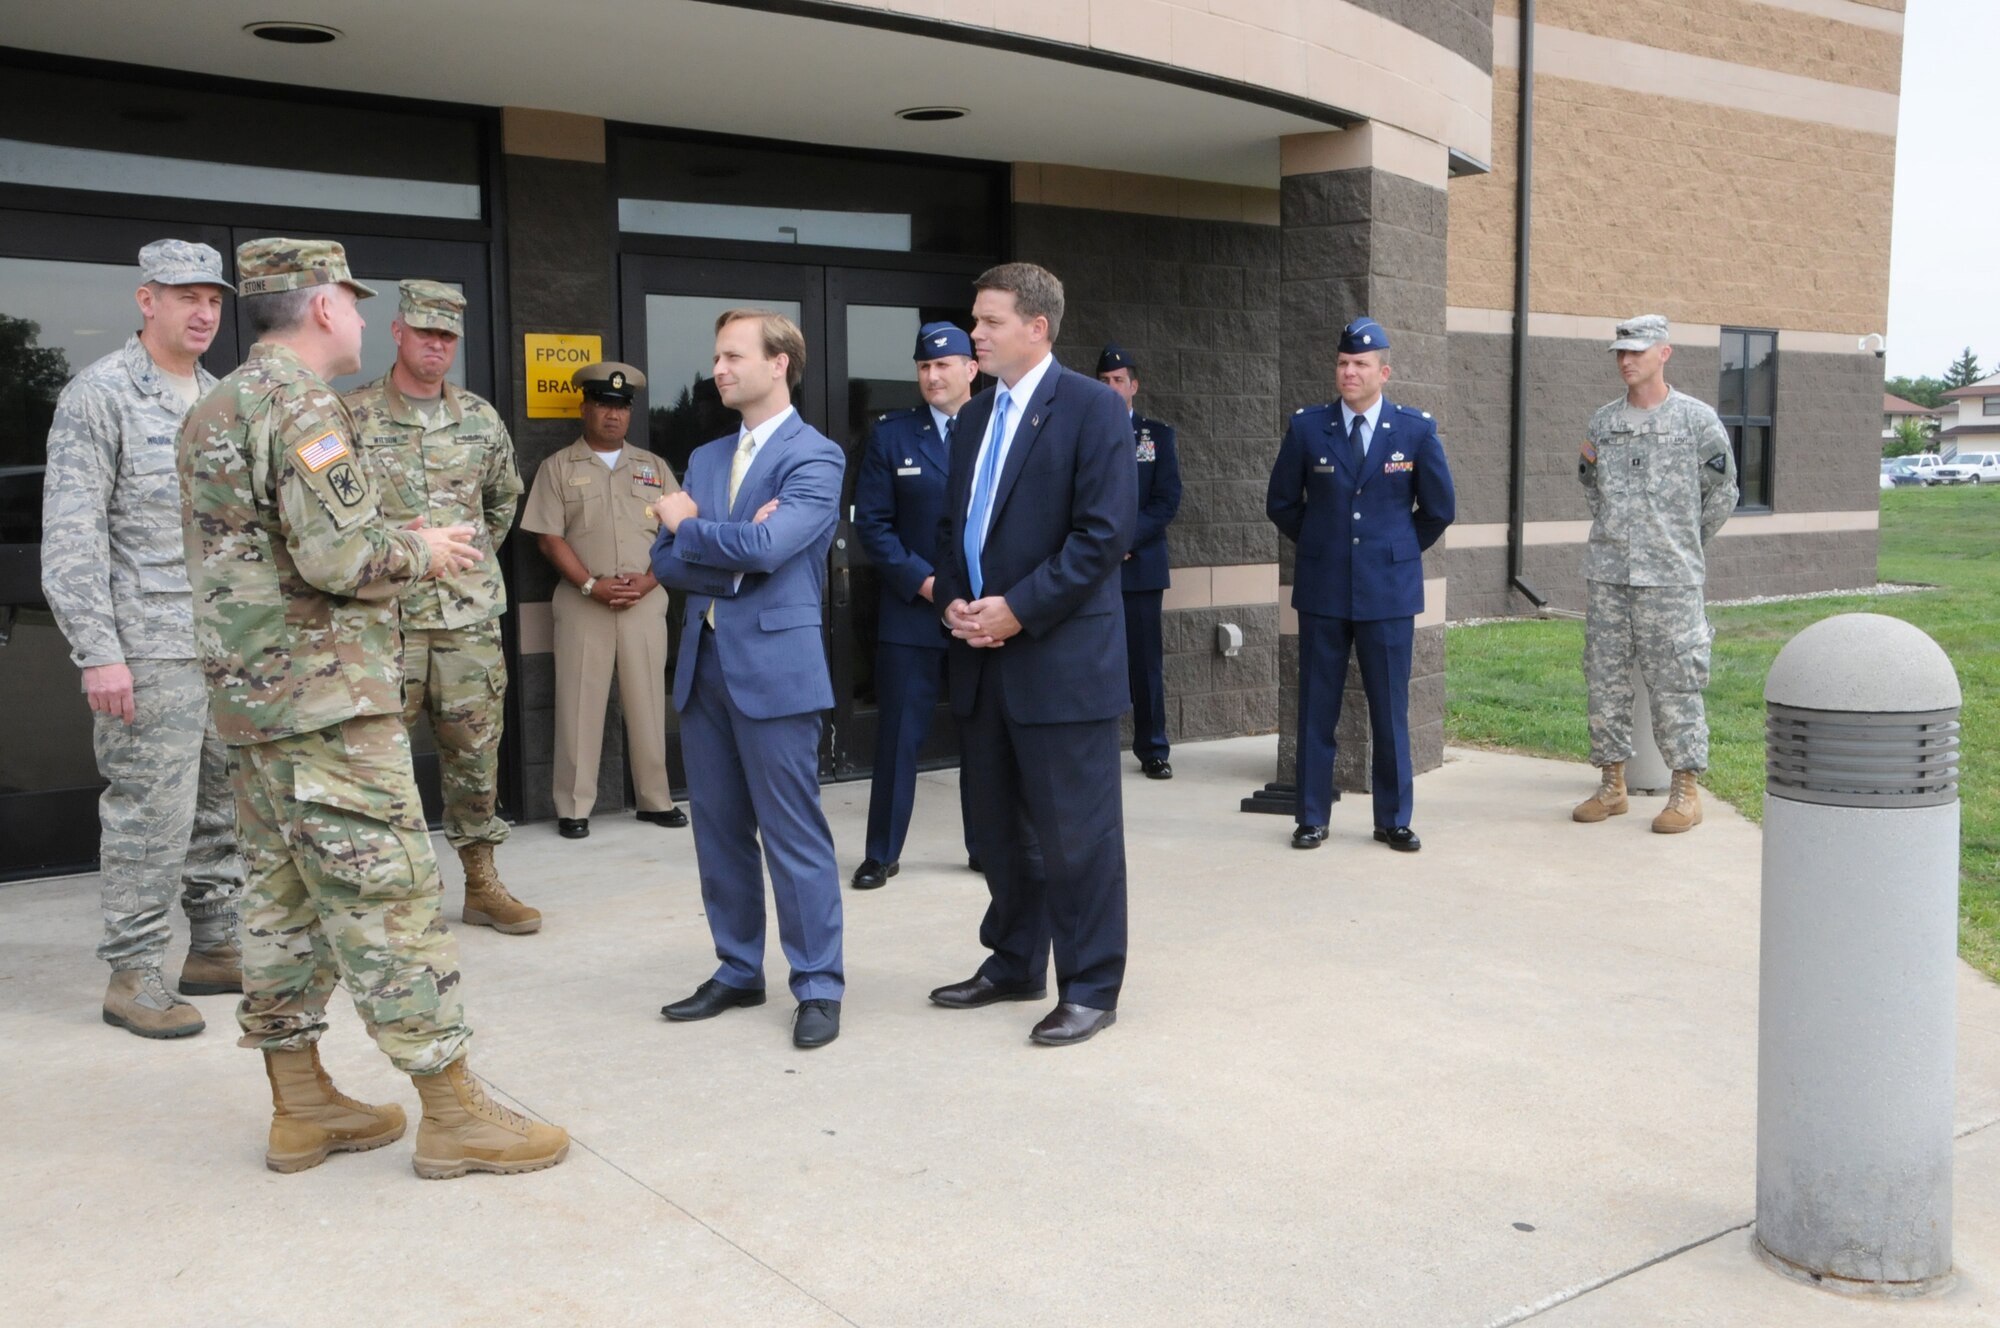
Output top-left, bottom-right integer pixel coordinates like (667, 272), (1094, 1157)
(931, 263), (1136, 1047)
(1096, 344), (1182, 780)
(849, 322), (980, 890)
(1266, 317), (1455, 854)
(649, 309), (846, 1049)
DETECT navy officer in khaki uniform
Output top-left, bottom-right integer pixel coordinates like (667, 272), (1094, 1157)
(520, 362), (688, 838)
(1266, 318), (1454, 853)
(1096, 344), (1182, 780)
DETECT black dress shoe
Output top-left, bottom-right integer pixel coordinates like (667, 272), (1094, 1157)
(1141, 757), (1173, 780)
(793, 999), (841, 1048)
(967, 856), (983, 874)
(1030, 1002), (1117, 1046)
(850, 858), (898, 890)
(1374, 826), (1422, 853)
(1291, 823), (1328, 849)
(557, 818), (589, 840)
(929, 974), (1047, 1009)
(662, 979), (766, 1022)
(637, 808), (688, 828)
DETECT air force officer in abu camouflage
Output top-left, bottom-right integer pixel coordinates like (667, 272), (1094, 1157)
(1267, 317), (1454, 854)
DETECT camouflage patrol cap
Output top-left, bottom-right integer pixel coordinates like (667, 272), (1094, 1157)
(1609, 314), (1670, 352)
(138, 238), (235, 291)
(574, 361), (645, 404)
(398, 279), (465, 335)
(235, 238), (378, 299)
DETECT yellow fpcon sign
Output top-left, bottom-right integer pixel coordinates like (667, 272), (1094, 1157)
(524, 334), (604, 418)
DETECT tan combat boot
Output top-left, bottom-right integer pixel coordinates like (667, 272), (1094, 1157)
(1572, 762), (1629, 823)
(103, 968), (204, 1039)
(1652, 770), (1704, 834)
(459, 843), (541, 934)
(410, 1059), (570, 1180)
(263, 1045), (408, 1173)
(179, 942), (243, 995)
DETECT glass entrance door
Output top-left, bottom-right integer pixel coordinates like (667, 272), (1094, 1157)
(618, 254), (977, 785)
(0, 211), (234, 881)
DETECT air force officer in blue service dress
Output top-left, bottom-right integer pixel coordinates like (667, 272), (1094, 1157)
(1096, 344), (1182, 780)
(849, 322), (979, 890)
(649, 309), (846, 1050)
(931, 262), (1136, 1048)
(1266, 317), (1455, 854)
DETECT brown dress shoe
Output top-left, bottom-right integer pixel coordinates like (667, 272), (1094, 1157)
(1030, 1002), (1117, 1046)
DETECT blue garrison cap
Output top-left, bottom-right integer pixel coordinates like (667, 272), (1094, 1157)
(1338, 317), (1390, 355)
(1097, 343), (1137, 375)
(915, 321), (973, 361)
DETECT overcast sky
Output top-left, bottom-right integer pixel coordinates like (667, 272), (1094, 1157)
(1886, 0), (1994, 380)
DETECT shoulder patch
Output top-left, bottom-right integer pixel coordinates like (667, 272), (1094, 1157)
(1707, 453), (1729, 473)
(295, 431), (350, 473)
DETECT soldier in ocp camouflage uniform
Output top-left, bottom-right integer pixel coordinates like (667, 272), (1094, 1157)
(179, 237), (567, 1179)
(41, 238), (244, 1040)
(1572, 315), (1738, 833)
(343, 280), (536, 935)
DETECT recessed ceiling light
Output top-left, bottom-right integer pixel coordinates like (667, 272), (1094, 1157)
(244, 21), (342, 44)
(895, 106), (967, 123)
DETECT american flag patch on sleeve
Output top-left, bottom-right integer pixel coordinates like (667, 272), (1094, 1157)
(295, 431), (350, 473)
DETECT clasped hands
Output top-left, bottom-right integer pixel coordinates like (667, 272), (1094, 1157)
(405, 518), (485, 580)
(649, 492), (779, 533)
(944, 596), (1020, 648)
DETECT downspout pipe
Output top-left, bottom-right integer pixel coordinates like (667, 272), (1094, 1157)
(1508, 0), (1548, 608)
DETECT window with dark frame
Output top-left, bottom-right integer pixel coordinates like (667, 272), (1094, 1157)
(1718, 328), (1776, 508)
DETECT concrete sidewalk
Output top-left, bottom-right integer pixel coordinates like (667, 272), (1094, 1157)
(2, 737), (1995, 1326)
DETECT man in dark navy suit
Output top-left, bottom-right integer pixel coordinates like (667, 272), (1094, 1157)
(1096, 344), (1182, 780)
(849, 322), (979, 890)
(1266, 317), (1455, 854)
(930, 263), (1136, 1047)
(649, 309), (846, 1049)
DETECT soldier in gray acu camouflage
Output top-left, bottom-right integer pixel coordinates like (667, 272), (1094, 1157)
(1573, 315), (1738, 833)
(343, 279), (537, 935)
(40, 238), (244, 1039)
(178, 237), (567, 1179)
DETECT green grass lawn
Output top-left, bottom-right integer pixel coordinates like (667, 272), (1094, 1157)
(1446, 484), (2000, 980)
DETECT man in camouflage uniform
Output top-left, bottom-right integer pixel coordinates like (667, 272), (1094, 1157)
(1573, 314), (1738, 833)
(344, 281), (536, 935)
(41, 238), (245, 1039)
(178, 238), (567, 1179)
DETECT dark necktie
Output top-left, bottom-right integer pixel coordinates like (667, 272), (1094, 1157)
(1350, 413), (1368, 465)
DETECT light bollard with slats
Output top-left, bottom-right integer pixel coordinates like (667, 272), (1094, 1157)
(1755, 613), (1961, 1296)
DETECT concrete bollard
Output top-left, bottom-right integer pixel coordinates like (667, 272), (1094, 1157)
(1755, 613), (1962, 1296)
(1627, 665), (1670, 795)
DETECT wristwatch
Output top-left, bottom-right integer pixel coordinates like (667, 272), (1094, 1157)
(580, 576), (597, 598)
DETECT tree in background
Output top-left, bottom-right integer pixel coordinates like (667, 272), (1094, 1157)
(1886, 417), (1933, 458)
(1885, 374), (1947, 409)
(1942, 347), (1984, 391)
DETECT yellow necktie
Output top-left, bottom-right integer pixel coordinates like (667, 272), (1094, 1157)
(708, 432), (756, 628)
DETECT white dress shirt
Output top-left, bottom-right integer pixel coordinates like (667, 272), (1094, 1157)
(1339, 396), (1384, 458)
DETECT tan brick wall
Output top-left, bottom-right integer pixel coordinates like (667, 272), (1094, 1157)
(1493, 0), (1902, 93)
(1447, 69), (1894, 332)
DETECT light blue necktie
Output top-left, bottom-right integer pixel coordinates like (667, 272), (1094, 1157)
(963, 390), (1010, 598)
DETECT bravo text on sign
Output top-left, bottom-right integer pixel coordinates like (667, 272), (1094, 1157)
(524, 333), (604, 418)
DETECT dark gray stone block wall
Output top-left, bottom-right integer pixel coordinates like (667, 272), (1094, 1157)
(1343, 0), (1494, 73)
(1445, 331), (1883, 620)
(1012, 202), (1284, 744)
(504, 151), (631, 822)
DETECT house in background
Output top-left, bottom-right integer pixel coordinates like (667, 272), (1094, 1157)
(1937, 373), (2000, 456)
